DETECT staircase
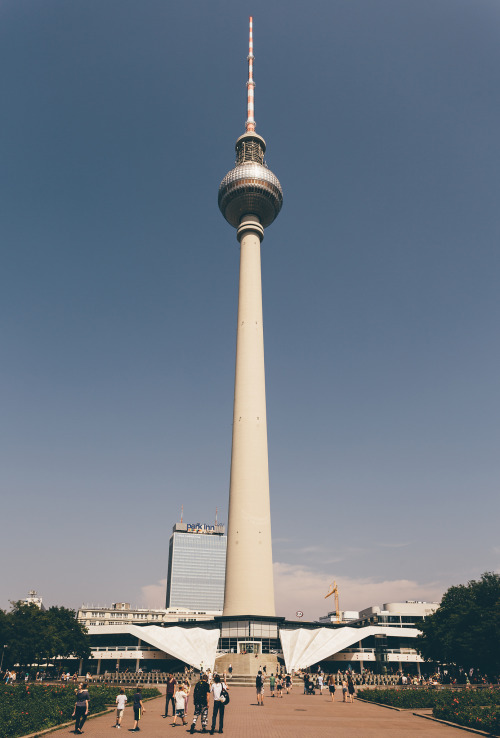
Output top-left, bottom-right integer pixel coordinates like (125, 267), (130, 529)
(215, 653), (281, 677)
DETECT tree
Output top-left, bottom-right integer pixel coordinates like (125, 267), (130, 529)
(46, 606), (91, 661)
(4, 602), (91, 669)
(416, 572), (500, 677)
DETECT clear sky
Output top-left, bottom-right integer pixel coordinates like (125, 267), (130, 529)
(1, 0), (499, 621)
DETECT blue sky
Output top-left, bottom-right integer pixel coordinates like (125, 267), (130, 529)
(1, 0), (499, 620)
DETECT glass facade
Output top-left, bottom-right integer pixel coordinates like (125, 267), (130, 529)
(166, 532), (227, 611)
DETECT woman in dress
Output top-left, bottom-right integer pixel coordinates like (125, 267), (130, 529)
(327, 674), (336, 702)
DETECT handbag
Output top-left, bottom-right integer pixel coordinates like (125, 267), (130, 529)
(220, 687), (230, 705)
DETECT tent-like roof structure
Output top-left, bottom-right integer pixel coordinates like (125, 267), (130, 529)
(88, 624), (219, 670)
(280, 625), (421, 672)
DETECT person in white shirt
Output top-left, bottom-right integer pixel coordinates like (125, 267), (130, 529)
(210, 674), (228, 735)
(114, 688), (127, 728)
(172, 684), (188, 727)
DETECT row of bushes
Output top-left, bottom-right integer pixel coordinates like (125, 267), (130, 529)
(357, 687), (500, 734)
(0, 684), (160, 738)
(357, 688), (436, 708)
(357, 687), (500, 709)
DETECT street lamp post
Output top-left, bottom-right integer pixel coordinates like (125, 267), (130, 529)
(0, 645), (8, 672)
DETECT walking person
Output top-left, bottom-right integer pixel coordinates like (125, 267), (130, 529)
(269, 673), (275, 697)
(347, 675), (355, 703)
(228, 664), (233, 679)
(164, 674), (176, 717)
(131, 687), (145, 731)
(276, 674), (283, 698)
(209, 673), (228, 734)
(317, 672), (324, 694)
(172, 683), (188, 727)
(285, 673), (292, 693)
(327, 674), (336, 702)
(342, 678), (348, 702)
(72, 682), (89, 734)
(114, 687), (127, 728)
(190, 673), (210, 734)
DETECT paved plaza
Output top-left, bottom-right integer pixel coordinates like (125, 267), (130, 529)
(55, 688), (467, 738)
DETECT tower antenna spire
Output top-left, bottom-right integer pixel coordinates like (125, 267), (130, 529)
(245, 16), (256, 132)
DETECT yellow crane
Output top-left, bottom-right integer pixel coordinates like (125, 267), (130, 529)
(325, 579), (340, 623)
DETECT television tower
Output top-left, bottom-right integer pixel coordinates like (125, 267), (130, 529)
(218, 17), (283, 617)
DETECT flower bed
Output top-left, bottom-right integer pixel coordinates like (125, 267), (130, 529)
(0, 684), (160, 738)
(434, 703), (500, 735)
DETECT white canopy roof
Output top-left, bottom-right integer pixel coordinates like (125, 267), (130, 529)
(89, 624), (219, 670)
(279, 625), (421, 672)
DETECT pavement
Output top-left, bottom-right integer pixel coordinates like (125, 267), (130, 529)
(56, 687), (468, 738)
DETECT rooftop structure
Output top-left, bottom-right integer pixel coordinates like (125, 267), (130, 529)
(77, 602), (220, 629)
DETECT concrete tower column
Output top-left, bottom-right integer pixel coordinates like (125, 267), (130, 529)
(223, 216), (275, 616)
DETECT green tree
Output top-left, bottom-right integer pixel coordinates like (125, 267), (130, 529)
(46, 606), (91, 661)
(7, 602), (45, 668)
(416, 572), (500, 676)
(4, 602), (91, 669)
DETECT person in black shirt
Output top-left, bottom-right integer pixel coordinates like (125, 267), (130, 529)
(164, 674), (176, 717)
(72, 682), (89, 734)
(190, 674), (211, 734)
(132, 687), (145, 731)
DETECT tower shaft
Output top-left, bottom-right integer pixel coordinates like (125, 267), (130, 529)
(223, 217), (275, 616)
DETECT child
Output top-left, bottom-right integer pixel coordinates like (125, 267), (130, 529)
(114, 687), (127, 728)
(172, 683), (188, 726)
(132, 687), (145, 731)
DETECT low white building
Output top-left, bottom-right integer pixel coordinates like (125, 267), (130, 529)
(77, 601), (221, 628)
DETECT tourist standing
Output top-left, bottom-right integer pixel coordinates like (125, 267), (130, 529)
(342, 678), (348, 702)
(72, 682), (89, 734)
(228, 663), (233, 679)
(256, 670), (264, 705)
(190, 674), (210, 734)
(164, 674), (176, 717)
(210, 673), (227, 734)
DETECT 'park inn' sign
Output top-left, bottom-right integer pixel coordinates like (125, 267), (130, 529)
(187, 523), (216, 533)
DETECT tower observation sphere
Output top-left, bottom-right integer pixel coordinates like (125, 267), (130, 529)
(218, 132), (283, 229)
